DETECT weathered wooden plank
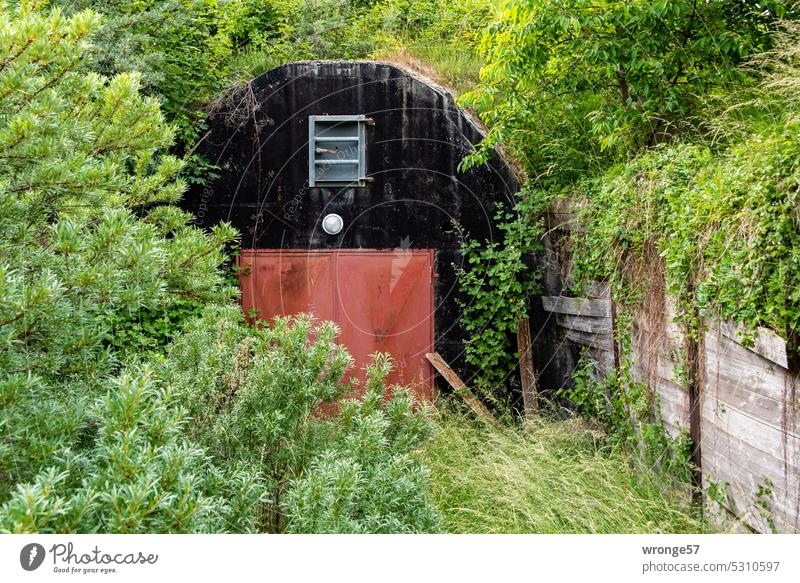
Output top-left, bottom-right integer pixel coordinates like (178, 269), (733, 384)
(702, 389), (800, 535)
(626, 293), (799, 532)
(547, 196), (585, 215)
(631, 352), (684, 386)
(705, 332), (795, 405)
(659, 396), (690, 438)
(545, 196), (586, 233)
(564, 329), (614, 351)
(653, 380), (690, 412)
(541, 295), (612, 318)
(582, 280), (611, 300)
(701, 396), (800, 466)
(517, 317), (538, 417)
(702, 432), (800, 532)
(702, 424), (800, 502)
(704, 366), (798, 433)
(555, 313), (613, 334)
(425, 352), (500, 428)
(702, 456), (798, 534)
(715, 320), (788, 369)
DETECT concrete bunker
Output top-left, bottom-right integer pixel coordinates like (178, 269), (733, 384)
(184, 60), (526, 398)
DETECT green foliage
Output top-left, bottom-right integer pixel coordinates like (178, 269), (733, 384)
(755, 479), (777, 533)
(0, 370), (263, 533)
(216, 0), (280, 49)
(423, 411), (706, 533)
(46, 0), (496, 140)
(0, 2), (245, 533)
(268, 0), (376, 61)
(572, 115), (800, 352)
(153, 307), (441, 533)
(457, 190), (544, 401)
(559, 352), (693, 484)
(283, 354), (441, 533)
(461, 0), (796, 184)
(55, 0), (238, 143)
(0, 1), (236, 376)
(368, 0), (493, 92)
(706, 479), (730, 508)
(225, 0), (496, 87)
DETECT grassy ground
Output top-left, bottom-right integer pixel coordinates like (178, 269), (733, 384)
(423, 412), (709, 534)
(377, 40), (484, 96)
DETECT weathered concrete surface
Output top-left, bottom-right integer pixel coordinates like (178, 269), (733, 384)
(183, 60), (535, 389)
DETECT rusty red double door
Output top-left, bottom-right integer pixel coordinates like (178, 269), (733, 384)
(238, 249), (435, 400)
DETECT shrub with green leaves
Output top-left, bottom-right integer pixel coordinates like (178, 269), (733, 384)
(456, 191), (544, 404)
(0, 2), (237, 375)
(55, 0), (237, 143)
(572, 116), (800, 352)
(156, 306), (442, 533)
(282, 353), (441, 533)
(461, 0), (796, 184)
(0, 2), (240, 532)
(0, 370), (264, 533)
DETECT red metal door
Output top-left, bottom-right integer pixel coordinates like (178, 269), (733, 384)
(238, 249), (435, 401)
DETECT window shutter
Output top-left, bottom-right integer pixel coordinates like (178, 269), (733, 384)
(308, 115), (367, 187)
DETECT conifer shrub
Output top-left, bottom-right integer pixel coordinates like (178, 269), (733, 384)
(156, 307), (442, 533)
(0, 3), (440, 534)
(0, 2), (245, 532)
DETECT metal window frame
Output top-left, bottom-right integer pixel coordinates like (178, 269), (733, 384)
(308, 115), (367, 187)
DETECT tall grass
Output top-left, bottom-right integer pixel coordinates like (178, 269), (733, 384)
(405, 40), (483, 94)
(372, 40), (484, 97)
(423, 412), (709, 534)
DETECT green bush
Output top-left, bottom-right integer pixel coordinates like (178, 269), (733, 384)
(55, 0), (236, 143)
(461, 0), (795, 185)
(0, 370), (263, 533)
(572, 116), (800, 351)
(156, 307), (442, 533)
(283, 354), (441, 533)
(0, 1), (241, 532)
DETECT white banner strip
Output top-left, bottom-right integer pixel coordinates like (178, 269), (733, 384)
(2, 534), (798, 583)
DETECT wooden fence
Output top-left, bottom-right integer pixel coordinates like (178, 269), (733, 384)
(540, 198), (800, 533)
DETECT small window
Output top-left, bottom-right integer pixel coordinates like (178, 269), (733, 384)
(308, 115), (367, 187)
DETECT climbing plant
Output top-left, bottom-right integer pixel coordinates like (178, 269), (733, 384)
(457, 190), (545, 403)
(571, 115), (800, 355)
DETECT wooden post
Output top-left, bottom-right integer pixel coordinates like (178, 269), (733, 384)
(516, 317), (538, 417)
(685, 322), (703, 507)
(425, 352), (500, 428)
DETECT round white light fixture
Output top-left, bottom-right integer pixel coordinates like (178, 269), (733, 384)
(322, 213), (344, 235)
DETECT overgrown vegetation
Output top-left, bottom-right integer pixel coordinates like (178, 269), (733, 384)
(424, 412), (704, 533)
(456, 191), (543, 403)
(461, 0), (796, 184)
(455, 0), (800, 498)
(48, 0), (495, 148)
(155, 307), (442, 534)
(4, 0), (797, 534)
(559, 351), (693, 485)
(0, 2), (439, 534)
(572, 26), (800, 352)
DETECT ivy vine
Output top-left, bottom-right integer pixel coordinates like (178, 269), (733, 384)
(456, 189), (546, 404)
